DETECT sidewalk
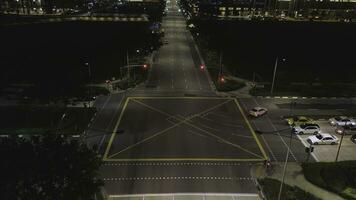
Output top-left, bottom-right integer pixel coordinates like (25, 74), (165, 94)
(251, 162), (345, 200)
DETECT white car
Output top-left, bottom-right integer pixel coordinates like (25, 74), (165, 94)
(293, 124), (320, 135)
(307, 133), (339, 145)
(329, 116), (356, 126)
(249, 107), (267, 117)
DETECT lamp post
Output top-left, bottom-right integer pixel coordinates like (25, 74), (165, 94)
(277, 128), (294, 200)
(255, 124), (295, 200)
(121, 64), (148, 82)
(85, 62), (91, 108)
(270, 57), (286, 94)
(335, 128), (345, 162)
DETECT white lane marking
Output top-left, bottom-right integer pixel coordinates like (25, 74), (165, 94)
(103, 162), (243, 166)
(253, 98), (298, 162)
(103, 176), (254, 181)
(239, 100), (278, 162)
(107, 193), (257, 198)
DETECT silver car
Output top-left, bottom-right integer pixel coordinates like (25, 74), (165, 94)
(329, 116), (356, 126)
(293, 124), (320, 135)
(307, 133), (338, 145)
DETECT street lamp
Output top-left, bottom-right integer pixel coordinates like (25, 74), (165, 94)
(85, 62), (91, 108)
(270, 57), (286, 94)
(256, 127), (294, 200)
(120, 64), (149, 82)
(335, 127), (346, 162)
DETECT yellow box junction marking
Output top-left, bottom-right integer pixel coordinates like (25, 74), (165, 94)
(103, 97), (267, 162)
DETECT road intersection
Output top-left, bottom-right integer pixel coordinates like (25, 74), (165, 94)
(84, 0), (356, 198)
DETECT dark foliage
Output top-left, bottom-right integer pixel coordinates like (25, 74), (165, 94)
(0, 135), (103, 200)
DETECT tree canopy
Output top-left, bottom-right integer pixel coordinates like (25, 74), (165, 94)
(0, 135), (103, 200)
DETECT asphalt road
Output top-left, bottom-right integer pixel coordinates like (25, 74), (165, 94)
(134, 2), (213, 97)
(87, 0), (264, 196)
(84, 0), (356, 198)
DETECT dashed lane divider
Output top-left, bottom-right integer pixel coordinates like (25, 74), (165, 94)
(103, 162), (255, 166)
(102, 176), (255, 181)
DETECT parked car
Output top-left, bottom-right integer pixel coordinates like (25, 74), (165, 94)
(293, 124), (320, 135)
(249, 107), (267, 117)
(307, 133), (338, 145)
(329, 116), (356, 126)
(335, 125), (356, 135)
(351, 134), (356, 143)
(286, 116), (314, 126)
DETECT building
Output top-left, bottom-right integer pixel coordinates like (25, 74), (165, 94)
(181, 0), (356, 20)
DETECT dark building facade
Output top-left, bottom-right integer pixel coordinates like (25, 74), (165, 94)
(181, 0), (356, 20)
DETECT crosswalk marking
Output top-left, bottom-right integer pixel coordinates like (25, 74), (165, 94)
(103, 176), (254, 181)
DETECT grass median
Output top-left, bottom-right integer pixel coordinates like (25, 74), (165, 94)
(208, 67), (246, 92)
(0, 106), (96, 136)
(302, 161), (356, 200)
(259, 178), (322, 200)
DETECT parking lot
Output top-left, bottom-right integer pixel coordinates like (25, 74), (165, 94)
(297, 119), (356, 162)
(239, 97), (356, 163)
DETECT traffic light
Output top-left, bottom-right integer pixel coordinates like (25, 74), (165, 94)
(143, 64), (148, 69)
(218, 75), (225, 83)
(200, 64), (205, 70)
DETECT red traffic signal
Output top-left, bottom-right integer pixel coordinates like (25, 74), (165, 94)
(200, 64), (205, 70)
(219, 76), (225, 83)
(143, 64), (148, 69)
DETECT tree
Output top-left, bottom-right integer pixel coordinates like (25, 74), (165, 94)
(0, 135), (103, 200)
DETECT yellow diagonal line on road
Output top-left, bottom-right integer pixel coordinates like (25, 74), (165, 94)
(107, 114), (197, 159)
(132, 98), (232, 120)
(107, 99), (233, 158)
(133, 99), (263, 159)
(234, 99), (268, 160)
(175, 116), (264, 159)
(103, 97), (130, 160)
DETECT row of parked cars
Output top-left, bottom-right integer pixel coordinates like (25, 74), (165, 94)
(286, 115), (356, 145)
(248, 106), (356, 145)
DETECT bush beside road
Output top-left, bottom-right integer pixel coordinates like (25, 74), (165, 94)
(259, 178), (321, 200)
(0, 106), (96, 136)
(190, 19), (356, 96)
(250, 83), (356, 97)
(302, 161), (356, 200)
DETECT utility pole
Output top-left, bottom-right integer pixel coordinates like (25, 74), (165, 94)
(277, 101), (295, 200)
(270, 57), (278, 94)
(127, 51), (130, 79)
(277, 128), (293, 200)
(219, 51), (223, 76)
(85, 62), (91, 108)
(335, 130), (345, 162)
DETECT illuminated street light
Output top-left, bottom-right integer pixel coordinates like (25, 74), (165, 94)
(270, 57), (287, 94)
(218, 75), (225, 83)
